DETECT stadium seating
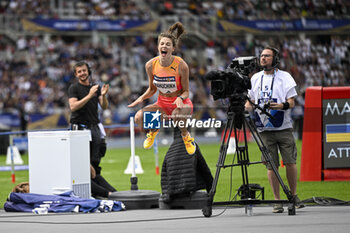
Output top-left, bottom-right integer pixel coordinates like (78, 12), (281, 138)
(0, 0), (349, 131)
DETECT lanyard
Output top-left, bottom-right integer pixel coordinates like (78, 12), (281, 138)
(260, 69), (276, 102)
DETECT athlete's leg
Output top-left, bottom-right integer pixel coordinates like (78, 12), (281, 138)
(171, 102), (196, 155)
(134, 103), (166, 131)
(171, 104), (192, 136)
(134, 103), (166, 149)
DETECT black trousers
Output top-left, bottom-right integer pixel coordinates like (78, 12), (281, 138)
(91, 174), (117, 197)
(89, 125), (103, 174)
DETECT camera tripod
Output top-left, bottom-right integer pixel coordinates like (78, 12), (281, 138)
(202, 103), (297, 217)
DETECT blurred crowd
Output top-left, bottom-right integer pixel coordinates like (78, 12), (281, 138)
(0, 0), (150, 20)
(148, 0), (350, 20)
(1, 0), (350, 20)
(0, 34), (155, 124)
(0, 0), (350, 128)
(0, 33), (349, 125)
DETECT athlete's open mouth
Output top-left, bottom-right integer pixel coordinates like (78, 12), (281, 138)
(161, 50), (167, 55)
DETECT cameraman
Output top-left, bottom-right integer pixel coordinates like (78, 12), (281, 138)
(245, 46), (304, 213)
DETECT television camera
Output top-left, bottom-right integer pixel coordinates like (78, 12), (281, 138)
(205, 56), (257, 128)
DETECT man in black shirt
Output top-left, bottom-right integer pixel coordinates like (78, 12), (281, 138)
(68, 61), (116, 198)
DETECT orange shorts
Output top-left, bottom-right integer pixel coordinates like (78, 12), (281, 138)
(155, 95), (193, 118)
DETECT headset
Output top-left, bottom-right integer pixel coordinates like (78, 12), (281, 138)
(73, 61), (92, 76)
(73, 61), (94, 85)
(259, 46), (280, 71)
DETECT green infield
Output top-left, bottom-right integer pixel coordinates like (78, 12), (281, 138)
(0, 140), (349, 208)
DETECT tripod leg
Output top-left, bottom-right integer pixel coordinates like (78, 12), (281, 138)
(203, 113), (235, 217)
(236, 122), (252, 199)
